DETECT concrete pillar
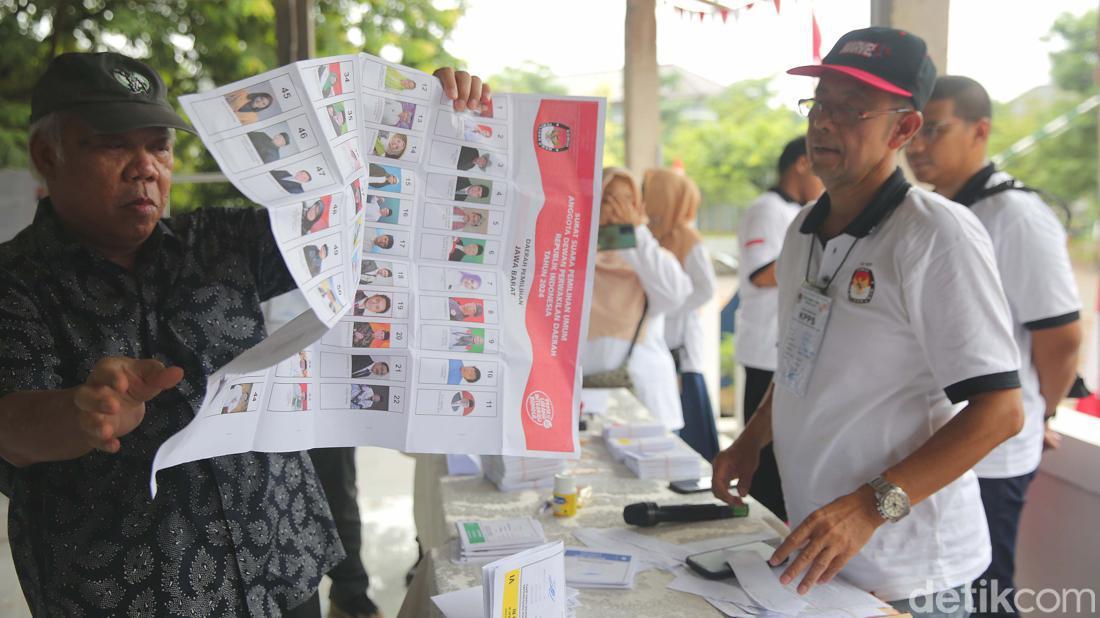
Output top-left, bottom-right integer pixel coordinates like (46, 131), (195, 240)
(624, 0), (661, 173)
(870, 0), (950, 73)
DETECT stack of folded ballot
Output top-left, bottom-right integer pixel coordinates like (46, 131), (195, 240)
(601, 422), (667, 442)
(482, 455), (566, 491)
(606, 434), (678, 462)
(455, 518), (548, 563)
(622, 442), (707, 480)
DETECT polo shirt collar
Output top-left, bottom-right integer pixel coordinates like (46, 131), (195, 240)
(950, 163), (997, 207)
(798, 168), (911, 238)
(769, 186), (799, 205)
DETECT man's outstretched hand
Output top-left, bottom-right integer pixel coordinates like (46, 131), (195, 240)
(73, 357), (183, 453)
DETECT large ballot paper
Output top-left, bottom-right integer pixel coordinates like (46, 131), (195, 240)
(151, 53), (603, 493)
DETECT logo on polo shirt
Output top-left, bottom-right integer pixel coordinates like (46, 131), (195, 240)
(848, 267), (875, 303)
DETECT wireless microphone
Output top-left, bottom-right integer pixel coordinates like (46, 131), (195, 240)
(622, 501), (749, 527)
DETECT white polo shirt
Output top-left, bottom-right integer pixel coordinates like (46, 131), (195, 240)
(953, 165), (1081, 479)
(772, 169), (1021, 601)
(736, 188), (803, 370)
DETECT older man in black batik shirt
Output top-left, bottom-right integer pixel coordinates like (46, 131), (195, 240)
(0, 52), (345, 617)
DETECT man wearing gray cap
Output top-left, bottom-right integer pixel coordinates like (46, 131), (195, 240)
(0, 52), (490, 617)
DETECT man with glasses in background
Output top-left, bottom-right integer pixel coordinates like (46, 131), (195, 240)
(907, 75), (1082, 617)
(713, 28), (1026, 616)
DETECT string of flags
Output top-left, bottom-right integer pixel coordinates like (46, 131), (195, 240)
(666, 0), (822, 62)
(669, 0), (781, 23)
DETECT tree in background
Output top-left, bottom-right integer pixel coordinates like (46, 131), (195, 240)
(0, 0), (465, 210)
(989, 9), (1098, 236)
(662, 79), (803, 214)
(488, 62), (566, 96)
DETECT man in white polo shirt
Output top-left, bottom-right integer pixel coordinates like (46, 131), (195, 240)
(907, 75), (1082, 617)
(713, 28), (1025, 616)
(736, 135), (823, 521)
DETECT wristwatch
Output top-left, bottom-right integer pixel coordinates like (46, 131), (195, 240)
(868, 476), (910, 523)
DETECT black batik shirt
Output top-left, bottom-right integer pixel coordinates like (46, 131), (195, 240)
(0, 200), (344, 617)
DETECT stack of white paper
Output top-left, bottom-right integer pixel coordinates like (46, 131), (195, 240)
(606, 435), (678, 462)
(456, 518), (548, 562)
(684, 550), (895, 617)
(482, 455), (565, 491)
(564, 547), (638, 589)
(601, 422), (667, 441)
(483, 541), (567, 618)
(622, 443), (707, 480)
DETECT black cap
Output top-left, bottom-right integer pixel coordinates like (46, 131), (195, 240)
(788, 27), (937, 111)
(31, 52), (193, 133)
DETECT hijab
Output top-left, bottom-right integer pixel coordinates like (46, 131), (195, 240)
(588, 168), (648, 342)
(643, 168), (702, 264)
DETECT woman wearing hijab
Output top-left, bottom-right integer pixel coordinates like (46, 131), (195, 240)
(582, 168), (692, 431)
(644, 168), (720, 462)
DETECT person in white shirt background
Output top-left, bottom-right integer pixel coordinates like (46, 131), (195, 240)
(906, 74), (1083, 618)
(643, 168), (720, 462)
(581, 167), (692, 431)
(734, 134), (823, 521)
(713, 27), (1027, 617)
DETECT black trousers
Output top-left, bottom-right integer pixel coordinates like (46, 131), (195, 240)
(309, 447), (370, 606)
(742, 366), (787, 522)
(970, 471), (1037, 617)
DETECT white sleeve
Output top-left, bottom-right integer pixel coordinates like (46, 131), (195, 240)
(679, 243), (717, 314)
(903, 220), (1021, 404)
(623, 225), (693, 314)
(995, 208), (1081, 329)
(739, 201), (786, 279)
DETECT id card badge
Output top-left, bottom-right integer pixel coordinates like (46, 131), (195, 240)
(776, 284), (833, 398)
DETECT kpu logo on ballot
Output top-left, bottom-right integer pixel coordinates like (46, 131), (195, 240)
(536, 121), (571, 152)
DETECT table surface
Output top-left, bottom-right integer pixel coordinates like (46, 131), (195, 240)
(401, 388), (786, 617)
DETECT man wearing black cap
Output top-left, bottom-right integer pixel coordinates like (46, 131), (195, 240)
(713, 28), (1025, 614)
(0, 52), (490, 617)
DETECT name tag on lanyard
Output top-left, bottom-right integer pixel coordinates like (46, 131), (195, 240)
(776, 283), (833, 398)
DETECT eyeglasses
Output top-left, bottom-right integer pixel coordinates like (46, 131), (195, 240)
(907, 120), (958, 146)
(798, 98), (914, 125)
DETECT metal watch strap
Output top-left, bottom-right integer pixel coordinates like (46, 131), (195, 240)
(869, 475), (892, 495)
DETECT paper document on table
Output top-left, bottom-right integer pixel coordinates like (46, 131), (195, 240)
(726, 550), (809, 615)
(725, 550), (893, 616)
(667, 566), (755, 607)
(572, 527), (686, 570)
(484, 541), (567, 618)
(457, 517), (548, 561)
(679, 528), (783, 556)
(563, 547), (638, 589)
(432, 584), (485, 618)
(151, 52), (606, 494)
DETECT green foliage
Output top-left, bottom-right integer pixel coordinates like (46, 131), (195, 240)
(0, 0), (465, 211)
(487, 62), (566, 95)
(993, 9), (1099, 234)
(1047, 9), (1098, 95)
(662, 79), (803, 211)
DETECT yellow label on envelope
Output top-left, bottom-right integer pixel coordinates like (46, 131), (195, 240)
(502, 567), (521, 618)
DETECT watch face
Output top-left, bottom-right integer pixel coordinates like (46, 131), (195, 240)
(882, 490), (909, 519)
